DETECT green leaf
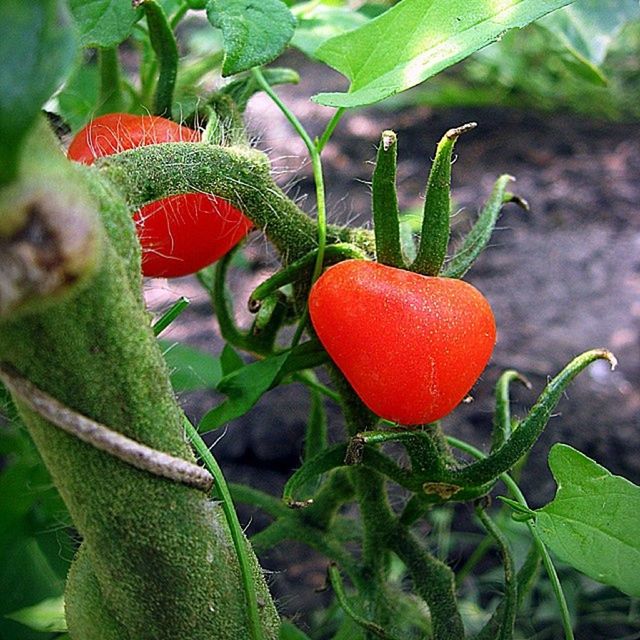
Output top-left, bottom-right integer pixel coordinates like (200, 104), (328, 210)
(198, 341), (328, 432)
(6, 596), (66, 633)
(280, 620), (313, 640)
(68, 0), (142, 48)
(535, 444), (640, 598)
(221, 344), (244, 376)
(206, 0), (296, 76)
(199, 352), (289, 432)
(312, 0), (574, 108)
(55, 62), (100, 132)
(0, 0), (77, 185)
(160, 341), (223, 392)
(291, 3), (368, 58)
(540, 0), (640, 85)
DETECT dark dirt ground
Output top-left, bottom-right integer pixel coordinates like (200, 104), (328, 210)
(144, 53), (640, 636)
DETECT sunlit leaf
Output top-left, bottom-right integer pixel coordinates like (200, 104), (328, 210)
(313, 0), (574, 108)
(291, 3), (368, 58)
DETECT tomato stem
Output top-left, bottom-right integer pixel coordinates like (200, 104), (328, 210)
(447, 437), (575, 640)
(183, 417), (266, 640)
(250, 67), (329, 346)
(443, 349), (616, 487)
(97, 47), (125, 114)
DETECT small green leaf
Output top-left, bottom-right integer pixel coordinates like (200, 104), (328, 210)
(160, 341), (223, 392)
(280, 620), (313, 640)
(6, 596), (66, 633)
(199, 352), (289, 432)
(198, 341), (326, 433)
(291, 3), (368, 58)
(221, 344), (245, 376)
(206, 0), (296, 76)
(313, 0), (574, 108)
(0, 0), (77, 185)
(536, 444), (640, 598)
(68, 0), (142, 48)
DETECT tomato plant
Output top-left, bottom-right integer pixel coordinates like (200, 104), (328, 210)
(309, 259), (496, 425)
(68, 113), (252, 278)
(1, 2), (638, 640)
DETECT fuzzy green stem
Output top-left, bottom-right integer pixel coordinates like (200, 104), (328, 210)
(248, 243), (367, 309)
(183, 417), (265, 640)
(475, 505), (517, 640)
(390, 527), (465, 640)
(137, 0), (178, 116)
(328, 564), (403, 640)
(447, 437), (575, 640)
(443, 350), (616, 487)
(491, 370), (531, 452)
(251, 67), (328, 346)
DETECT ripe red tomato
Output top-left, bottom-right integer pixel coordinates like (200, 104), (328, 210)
(68, 113), (252, 278)
(309, 260), (496, 425)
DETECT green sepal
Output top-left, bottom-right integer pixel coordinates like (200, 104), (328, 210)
(372, 130), (404, 268)
(283, 442), (417, 503)
(443, 174), (525, 279)
(445, 349), (617, 487)
(491, 369), (532, 452)
(411, 123), (476, 276)
(248, 243), (367, 309)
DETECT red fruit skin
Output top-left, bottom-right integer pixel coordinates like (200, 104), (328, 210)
(68, 113), (252, 277)
(309, 260), (496, 425)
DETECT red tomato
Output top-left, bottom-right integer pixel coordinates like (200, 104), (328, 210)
(68, 113), (252, 278)
(309, 260), (496, 425)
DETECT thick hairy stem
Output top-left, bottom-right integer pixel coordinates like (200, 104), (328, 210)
(390, 528), (465, 640)
(97, 142), (375, 265)
(0, 121), (278, 639)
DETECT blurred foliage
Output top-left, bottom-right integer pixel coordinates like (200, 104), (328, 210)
(391, 13), (640, 121)
(0, 386), (73, 640)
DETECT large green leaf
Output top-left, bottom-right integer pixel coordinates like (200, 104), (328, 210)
(68, 0), (141, 48)
(206, 0), (296, 76)
(312, 0), (574, 108)
(0, 0), (77, 184)
(535, 444), (640, 598)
